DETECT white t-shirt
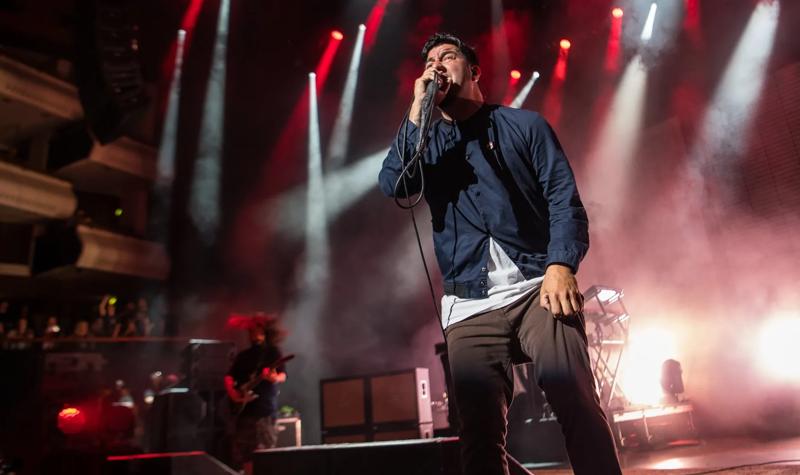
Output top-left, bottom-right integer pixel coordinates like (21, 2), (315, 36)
(440, 238), (544, 329)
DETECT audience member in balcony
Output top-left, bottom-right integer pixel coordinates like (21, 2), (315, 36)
(134, 297), (157, 336)
(6, 316), (35, 349)
(117, 317), (139, 338)
(109, 301), (136, 338)
(44, 315), (61, 338)
(7, 316), (34, 339)
(90, 313), (106, 336)
(73, 320), (92, 338)
(92, 295), (118, 337)
(71, 319), (94, 349)
(42, 315), (62, 349)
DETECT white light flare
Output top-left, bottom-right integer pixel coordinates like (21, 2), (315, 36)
(621, 326), (679, 406)
(757, 314), (800, 382)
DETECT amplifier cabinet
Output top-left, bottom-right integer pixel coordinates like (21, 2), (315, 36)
(276, 417), (302, 447)
(321, 368), (432, 442)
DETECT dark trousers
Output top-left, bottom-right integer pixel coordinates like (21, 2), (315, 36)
(232, 415), (278, 468)
(445, 288), (622, 475)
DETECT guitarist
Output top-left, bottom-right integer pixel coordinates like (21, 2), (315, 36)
(224, 316), (287, 473)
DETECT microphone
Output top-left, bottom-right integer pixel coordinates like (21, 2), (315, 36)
(417, 71), (439, 152)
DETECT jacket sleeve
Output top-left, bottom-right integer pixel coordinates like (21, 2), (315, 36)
(378, 119), (423, 198)
(528, 114), (590, 273)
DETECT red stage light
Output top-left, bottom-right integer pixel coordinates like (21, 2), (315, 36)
(612, 7), (624, 19)
(57, 407), (87, 434)
(510, 70), (522, 80)
(331, 30), (344, 41)
(559, 39), (571, 50)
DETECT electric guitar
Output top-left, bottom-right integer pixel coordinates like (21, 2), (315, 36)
(231, 353), (294, 415)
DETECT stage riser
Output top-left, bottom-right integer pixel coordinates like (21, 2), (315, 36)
(255, 441), (460, 475)
(104, 452), (236, 475)
(253, 437), (531, 475)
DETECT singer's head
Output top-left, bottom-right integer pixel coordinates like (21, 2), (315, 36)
(421, 32), (483, 113)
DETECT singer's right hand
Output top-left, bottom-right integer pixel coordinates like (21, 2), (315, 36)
(414, 66), (437, 100)
(410, 66), (448, 125)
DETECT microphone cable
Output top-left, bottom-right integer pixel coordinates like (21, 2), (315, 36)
(391, 88), (443, 334)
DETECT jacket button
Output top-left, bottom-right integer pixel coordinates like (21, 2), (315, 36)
(465, 154), (470, 160)
(479, 279), (486, 286)
(481, 267), (487, 273)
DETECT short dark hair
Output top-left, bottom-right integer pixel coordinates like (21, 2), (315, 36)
(421, 32), (479, 66)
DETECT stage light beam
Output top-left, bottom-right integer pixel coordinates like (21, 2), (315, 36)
(303, 71), (329, 300)
(153, 29), (187, 242)
(641, 3), (658, 42)
(510, 69), (522, 80)
(363, 0), (388, 53)
(583, 54), (648, 223)
(331, 30), (344, 41)
(189, 0), (230, 245)
(509, 71), (540, 109)
(605, 6), (623, 72)
(559, 39), (571, 50)
(543, 42), (571, 126)
(307, 71), (326, 265)
(612, 7), (624, 19)
(328, 24), (367, 169)
(686, 0), (780, 204)
(268, 148), (390, 240)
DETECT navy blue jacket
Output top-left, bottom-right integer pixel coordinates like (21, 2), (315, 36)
(378, 104), (589, 299)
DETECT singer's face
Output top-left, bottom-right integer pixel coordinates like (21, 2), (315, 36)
(424, 43), (470, 101)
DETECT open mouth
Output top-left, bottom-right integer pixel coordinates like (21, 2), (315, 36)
(437, 75), (451, 93)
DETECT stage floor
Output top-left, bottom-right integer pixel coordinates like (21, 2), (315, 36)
(536, 436), (800, 474)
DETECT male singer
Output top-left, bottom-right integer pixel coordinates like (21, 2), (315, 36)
(378, 33), (621, 475)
